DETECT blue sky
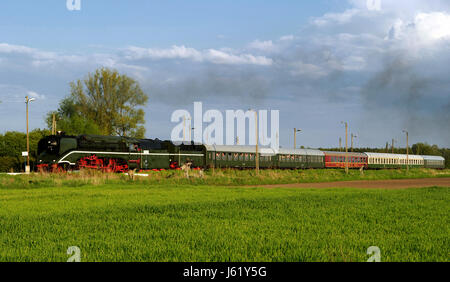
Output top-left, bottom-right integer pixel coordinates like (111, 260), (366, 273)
(1, 0), (449, 148)
(0, 1), (340, 50)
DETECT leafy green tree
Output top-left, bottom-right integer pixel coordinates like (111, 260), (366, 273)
(412, 143), (441, 156)
(0, 156), (16, 172)
(440, 148), (450, 168)
(60, 68), (149, 138)
(46, 97), (101, 136)
(0, 129), (49, 172)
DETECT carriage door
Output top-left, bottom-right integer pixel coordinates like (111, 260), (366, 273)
(142, 150), (149, 169)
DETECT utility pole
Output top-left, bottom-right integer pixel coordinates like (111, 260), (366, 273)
(187, 117), (192, 142)
(294, 128), (302, 149)
(52, 113), (56, 135)
(403, 130), (409, 171)
(255, 110), (259, 175)
(190, 127), (195, 143)
(250, 109), (259, 175)
(339, 137), (342, 152)
(341, 121), (349, 175)
(351, 134), (357, 152)
(25, 96), (35, 173)
(391, 139), (396, 154)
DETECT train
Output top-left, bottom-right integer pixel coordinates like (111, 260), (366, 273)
(35, 134), (446, 172)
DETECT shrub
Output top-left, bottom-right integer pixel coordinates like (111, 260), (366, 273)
(0, 156), (19, 172)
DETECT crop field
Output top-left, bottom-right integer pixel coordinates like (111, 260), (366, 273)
(0, 169), (449, 262)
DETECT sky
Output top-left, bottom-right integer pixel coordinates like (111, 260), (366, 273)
(0, 0), (449, 148)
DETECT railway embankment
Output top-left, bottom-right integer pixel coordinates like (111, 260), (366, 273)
(1, 168), (449, 189)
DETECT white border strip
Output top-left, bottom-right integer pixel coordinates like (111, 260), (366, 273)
(58, 151), (204, 165)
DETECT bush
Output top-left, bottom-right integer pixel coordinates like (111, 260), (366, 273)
(0, 156), (19, 172)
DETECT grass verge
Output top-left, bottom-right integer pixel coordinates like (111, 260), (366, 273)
(1, 168), (449, 188)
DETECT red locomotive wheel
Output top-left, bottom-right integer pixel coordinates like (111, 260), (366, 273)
(77, 155), (129, 173)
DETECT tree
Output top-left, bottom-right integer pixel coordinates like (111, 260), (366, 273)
(441, 149), (450, 168)
(412, 143), (441, 156)
(46, 97), (101, 136)
(0, 129), (50, 172)
(66, 68), (148, 138)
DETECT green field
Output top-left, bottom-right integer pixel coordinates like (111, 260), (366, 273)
(0, 170), (449, 262)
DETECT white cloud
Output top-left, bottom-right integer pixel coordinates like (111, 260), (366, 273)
(349, 0), (450, 15)
(308, 2), (450, 57)
(27, 91), (46, 100)
(414, 12), (450, 41)
(204, 49), (273, 65)
(0, 43), (82, 63)
(311, 9), (361, 26)
(0, 84), (46, 102)
(0, 43), (151, 76)
(0, 43), (35, 54)
(290, 61), (328, 78)
(125, 45), (203, 61)
(279, 35), (295, 41)
(340, 56), (366, 71)
(385, 12), (450, 48)
(124, 45), (273, 66)
(248, 40), (275, 51)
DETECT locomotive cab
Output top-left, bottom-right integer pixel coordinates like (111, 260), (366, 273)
(37, 135), (78, 166)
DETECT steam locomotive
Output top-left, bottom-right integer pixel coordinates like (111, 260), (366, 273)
(36, 134), (205, 172)
(36, 134), (446, 172)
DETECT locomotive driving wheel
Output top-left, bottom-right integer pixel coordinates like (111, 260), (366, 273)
(77, 155), (129, 173)
(103, 158), (129, 173)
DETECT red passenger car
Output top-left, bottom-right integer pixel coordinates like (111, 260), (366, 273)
(323, 151), (368, 169)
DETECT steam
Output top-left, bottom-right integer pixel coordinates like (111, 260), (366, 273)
(360, 52), (450, 145)
(142, 67), (272, 106)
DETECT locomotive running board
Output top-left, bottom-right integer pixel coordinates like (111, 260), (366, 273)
(58, 151), (204, 166)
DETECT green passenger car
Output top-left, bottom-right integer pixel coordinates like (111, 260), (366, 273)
(277, 148), (325, 169)
(204, 145), (277, 169)
(204, 146), (325, 170)
(421, 155), (445, 169)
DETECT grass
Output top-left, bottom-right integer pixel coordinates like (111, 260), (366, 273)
(0, 181), (449, 262)
(0, 168), (449, 188)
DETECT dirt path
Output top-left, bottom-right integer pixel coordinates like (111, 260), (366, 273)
(252, 177), (450, 190)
